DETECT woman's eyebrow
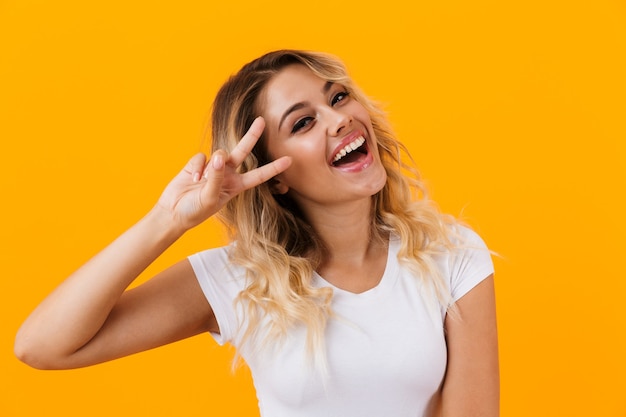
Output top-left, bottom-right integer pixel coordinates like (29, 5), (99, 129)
(279, 102), (307, 130)
(277, 82), (336, 130)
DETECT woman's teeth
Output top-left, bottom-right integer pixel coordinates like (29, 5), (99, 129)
(333, 136), (366, 163)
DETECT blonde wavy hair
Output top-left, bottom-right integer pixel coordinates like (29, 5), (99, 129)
(210, 50), (459, 364)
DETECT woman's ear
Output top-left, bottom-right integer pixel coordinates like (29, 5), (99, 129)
(269, 177), (289, 195)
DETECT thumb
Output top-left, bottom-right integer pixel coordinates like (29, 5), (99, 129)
(203, 150), (226, 179)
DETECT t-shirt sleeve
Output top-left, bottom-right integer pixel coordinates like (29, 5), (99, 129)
(448, 226), (495, 302)
(188, 246), (247, 346)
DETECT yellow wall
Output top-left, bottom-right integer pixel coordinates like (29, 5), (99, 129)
(1, 1), (625, 415)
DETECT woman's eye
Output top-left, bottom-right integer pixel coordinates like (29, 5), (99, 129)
(291, 116), (314, 134)
(331, 91), (350, 106)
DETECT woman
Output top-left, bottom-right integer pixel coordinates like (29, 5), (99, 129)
(15, 50), (499, 416)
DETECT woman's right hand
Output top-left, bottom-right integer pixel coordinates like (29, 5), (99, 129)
(14, 117), (291, 370)
(155, 117), (291, 231)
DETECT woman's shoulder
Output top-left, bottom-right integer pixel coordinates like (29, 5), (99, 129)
(444, 224), (494, 300)
(447, 223), (489, 250)
(187, 243), (246, 282)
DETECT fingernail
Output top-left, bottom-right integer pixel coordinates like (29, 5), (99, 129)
(192, 172), (201, 182)
(212, 154), (224, 170)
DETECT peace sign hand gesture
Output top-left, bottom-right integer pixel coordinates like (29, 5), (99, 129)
(155, 117), (291, 232)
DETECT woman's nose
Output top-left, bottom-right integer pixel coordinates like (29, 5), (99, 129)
(326, 108), (353, 136)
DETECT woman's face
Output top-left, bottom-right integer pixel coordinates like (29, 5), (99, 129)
(259, 64), (387, 213)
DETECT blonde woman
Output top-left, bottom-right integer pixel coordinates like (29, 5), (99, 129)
(15, 50), (499, 417)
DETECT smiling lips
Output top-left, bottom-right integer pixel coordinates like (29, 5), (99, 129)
(332, 135), (366, 164)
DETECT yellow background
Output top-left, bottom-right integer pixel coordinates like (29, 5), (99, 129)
(1, 0), (625, 416)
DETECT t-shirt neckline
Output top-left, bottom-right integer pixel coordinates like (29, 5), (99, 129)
(313, 235), (400, 302)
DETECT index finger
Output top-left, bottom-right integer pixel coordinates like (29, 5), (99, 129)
(239, 155), (292, 191)
(228, 116), (265, 167)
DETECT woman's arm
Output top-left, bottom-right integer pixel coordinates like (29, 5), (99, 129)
(440, 274), (500, 416)
(14, 210), (209, 369)
(14, 117), (291, 370)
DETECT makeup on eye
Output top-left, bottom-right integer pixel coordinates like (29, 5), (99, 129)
(331, 90), (350, 106)
(291, 116), (315, 134)
(288, 89), (351, 134)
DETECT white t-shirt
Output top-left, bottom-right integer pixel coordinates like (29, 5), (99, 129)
(188, 226), (494, 417)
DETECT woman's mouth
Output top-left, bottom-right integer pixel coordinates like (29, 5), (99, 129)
(331, 136), (368, 166)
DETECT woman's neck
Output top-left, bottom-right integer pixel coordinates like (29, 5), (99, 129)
(304, 199), (374, 257)
(301, 198), (390, 293)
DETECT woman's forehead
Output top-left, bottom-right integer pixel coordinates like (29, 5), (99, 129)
(272, 65), (324, 92)
(260, 65), (329, 114)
